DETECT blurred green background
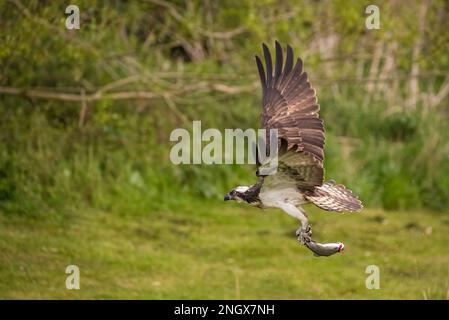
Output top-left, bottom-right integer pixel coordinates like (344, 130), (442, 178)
(0, 0), (448, 299)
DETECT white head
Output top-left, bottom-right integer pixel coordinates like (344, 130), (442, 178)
(224, 185), (250, 202)
(235, 186), (250, 193)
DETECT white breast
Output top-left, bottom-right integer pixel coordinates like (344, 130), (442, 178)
(259, 187), (307, 208)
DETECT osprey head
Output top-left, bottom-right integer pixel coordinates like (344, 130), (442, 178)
(224, 186), (250, 202)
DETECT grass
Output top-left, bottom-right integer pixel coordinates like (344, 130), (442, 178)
(1, 203), (448, 299)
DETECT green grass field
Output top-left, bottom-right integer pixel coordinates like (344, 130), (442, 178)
(1, 204), (448, 299)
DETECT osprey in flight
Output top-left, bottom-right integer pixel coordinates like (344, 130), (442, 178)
(224, 42), (363, 257)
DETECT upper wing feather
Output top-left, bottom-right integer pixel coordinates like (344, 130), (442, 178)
(255, 42), (325, 190)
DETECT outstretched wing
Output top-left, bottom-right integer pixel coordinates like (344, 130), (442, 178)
(255, 41), (324, 191)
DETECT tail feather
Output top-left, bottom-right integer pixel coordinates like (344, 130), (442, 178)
(305, 181), (363, 212)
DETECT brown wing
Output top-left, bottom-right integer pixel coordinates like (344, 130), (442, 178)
(255, 42), (325, 190)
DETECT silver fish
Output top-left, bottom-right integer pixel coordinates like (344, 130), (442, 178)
(304, 241), (345, 257)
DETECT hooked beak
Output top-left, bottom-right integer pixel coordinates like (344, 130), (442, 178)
(224, 194), (231, 201)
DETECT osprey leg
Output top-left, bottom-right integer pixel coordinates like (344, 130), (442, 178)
(294, 210), (312, 245)
(278, 204), (313, 245)
(279, 203), (344, 257)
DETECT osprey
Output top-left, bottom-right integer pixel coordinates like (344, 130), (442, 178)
(224, 42), (363, 257)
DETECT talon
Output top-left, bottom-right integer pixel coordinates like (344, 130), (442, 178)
(296, 226), (312, 244)
(296, 222), (313, 245)
(298, 233), (311, 244)
(305, 225), (312, 237)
